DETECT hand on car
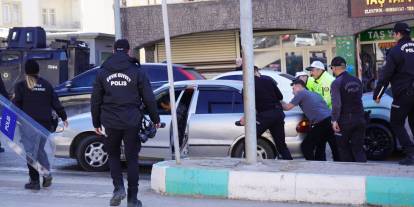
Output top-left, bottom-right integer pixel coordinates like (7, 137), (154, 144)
(95, 127), (103, 136)
(63, 120), (69, 128)
(239, 117), (245, 126)
(332, 121), (340, 133)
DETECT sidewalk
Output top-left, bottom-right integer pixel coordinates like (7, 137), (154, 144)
(151, 158), (414, 207)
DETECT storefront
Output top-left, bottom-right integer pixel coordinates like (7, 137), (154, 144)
(122, 0), (414, 77)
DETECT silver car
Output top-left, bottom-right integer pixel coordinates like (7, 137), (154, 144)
(54, 80), (308, 171)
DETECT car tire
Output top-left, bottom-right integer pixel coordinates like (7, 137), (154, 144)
(364, 123), (395, 161)
(232, 138), (276, 159)
(76, 135), (109, 172)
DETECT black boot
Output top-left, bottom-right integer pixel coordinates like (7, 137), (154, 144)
(42, 175), (53, 188)
(399, 155), (414, 166)
(127, 188), (142, 207)
(110, 186), (126, 206)
(24, 179), (40, 190)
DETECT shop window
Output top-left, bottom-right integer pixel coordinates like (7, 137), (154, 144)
(253, 35), (279, 49)
(285, 52), (303, 76)
(254, 50), (281, 71)
(282, 33), (329, 47)
(309, 50), (327, 65)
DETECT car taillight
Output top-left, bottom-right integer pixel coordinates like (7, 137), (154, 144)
(178, 68), (196, 80)
(296, 119), (310, 133)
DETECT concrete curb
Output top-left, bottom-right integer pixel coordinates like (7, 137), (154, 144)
(151, 160), (414, 206)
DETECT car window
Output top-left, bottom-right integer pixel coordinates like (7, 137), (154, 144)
(140, 65), (188, 83)
(156, 89), (183, 115)
(71, 69), (98, 87)
(278, 73), (295, 80)
(196, 89), (243, 114)
(216, 75), (243, 81)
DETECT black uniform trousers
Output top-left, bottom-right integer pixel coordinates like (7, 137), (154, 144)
(256, 109), (293, 160)
(336, 115), (367, 162)
(390, 92), (414, 156)
(105, 127), (141, 196)
(24, 121), (52, 182)
(302, 117), (339, 161)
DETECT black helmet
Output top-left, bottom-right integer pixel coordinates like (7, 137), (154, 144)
(139, 116), (157, 143)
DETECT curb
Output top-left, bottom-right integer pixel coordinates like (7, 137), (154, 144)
(151, 161), (414, 206)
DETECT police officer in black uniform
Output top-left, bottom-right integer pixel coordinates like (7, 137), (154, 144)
(374, 22), (414, 166)
(0, 75), (8, 153)
(91, 39), (160, 207)
(330, 56), (367, 162)
(239, 66), (293, 160)
(14, 59), (68, 190)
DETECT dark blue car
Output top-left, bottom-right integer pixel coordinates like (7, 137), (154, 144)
(55, 63), (204, 97)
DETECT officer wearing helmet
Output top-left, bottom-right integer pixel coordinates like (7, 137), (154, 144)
(374, 22), (414, 166)
(91, 39), (160, 207)
(295, 71), (315, 90)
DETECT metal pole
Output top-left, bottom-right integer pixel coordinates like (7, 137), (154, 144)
(114, 0), (122, 39)
(162, 0), (181, 164)
(240, 0), (257, 164)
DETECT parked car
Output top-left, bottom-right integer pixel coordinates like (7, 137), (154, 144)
(212, 70), (295, 102)
(55, 63), (204, 97)
(213, 70), (397, 160)
(55, 63), (204, 116)
(53, 80), (309, 171)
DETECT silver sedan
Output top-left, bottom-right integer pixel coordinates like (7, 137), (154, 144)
(53, 80), (308, 171)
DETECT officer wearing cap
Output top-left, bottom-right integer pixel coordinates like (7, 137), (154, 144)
(373, 22), (414, 165)
(91, 39), (160, 207)
(239, 66), (293, 160)
(305, 61), (335, 108)
(331, 56), (367, 162)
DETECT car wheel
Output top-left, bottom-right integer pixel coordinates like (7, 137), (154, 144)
(364, 123), (395, 161)
(76, 135), (109, 172)
(232, 139), (276, 159)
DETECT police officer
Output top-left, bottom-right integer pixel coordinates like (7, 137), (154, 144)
(91, 39), (160, 207)
(0, 75), (8, 153)
(305, 61), (334, 108)
(330, 56), (367, 162)
(14, 59), (68, 189)
(374, 22), (414, 166)
(239, 66), (293, 160)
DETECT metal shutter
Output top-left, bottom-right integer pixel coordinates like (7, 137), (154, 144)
(156, 31), (238, 73)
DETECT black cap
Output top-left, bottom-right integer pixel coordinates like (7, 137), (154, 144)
(114, 39), (130, 52)
(290, 78), (306, 87)
(393, 22), (411, 33)
(25, 59), (39, 75)
(330, 56), (347, 67)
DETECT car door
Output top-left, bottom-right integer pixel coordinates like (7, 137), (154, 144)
(140, 86), (188, 160)
(186, 86), (244, 157)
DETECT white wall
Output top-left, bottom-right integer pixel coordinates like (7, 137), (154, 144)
(21, 0), (41, 27)
(80, 0), (114, 34)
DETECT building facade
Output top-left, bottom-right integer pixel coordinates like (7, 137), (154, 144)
(0, 0), (115, 33)
(121, 0), (414, 87)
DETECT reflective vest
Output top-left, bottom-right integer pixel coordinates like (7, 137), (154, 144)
(307, 71), (334, 108)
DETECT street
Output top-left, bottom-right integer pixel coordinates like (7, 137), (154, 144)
(0, 149), (356, 207)
(0, 147), (405, 207)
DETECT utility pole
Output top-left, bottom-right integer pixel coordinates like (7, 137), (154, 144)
(240, 0), (257, 164)
(161, 0), (181, 164)
(114, 0), (122, 39)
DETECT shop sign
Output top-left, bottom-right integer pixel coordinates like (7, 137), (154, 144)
(359, 27), (414, 41)
(350, 0), (414, 17)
